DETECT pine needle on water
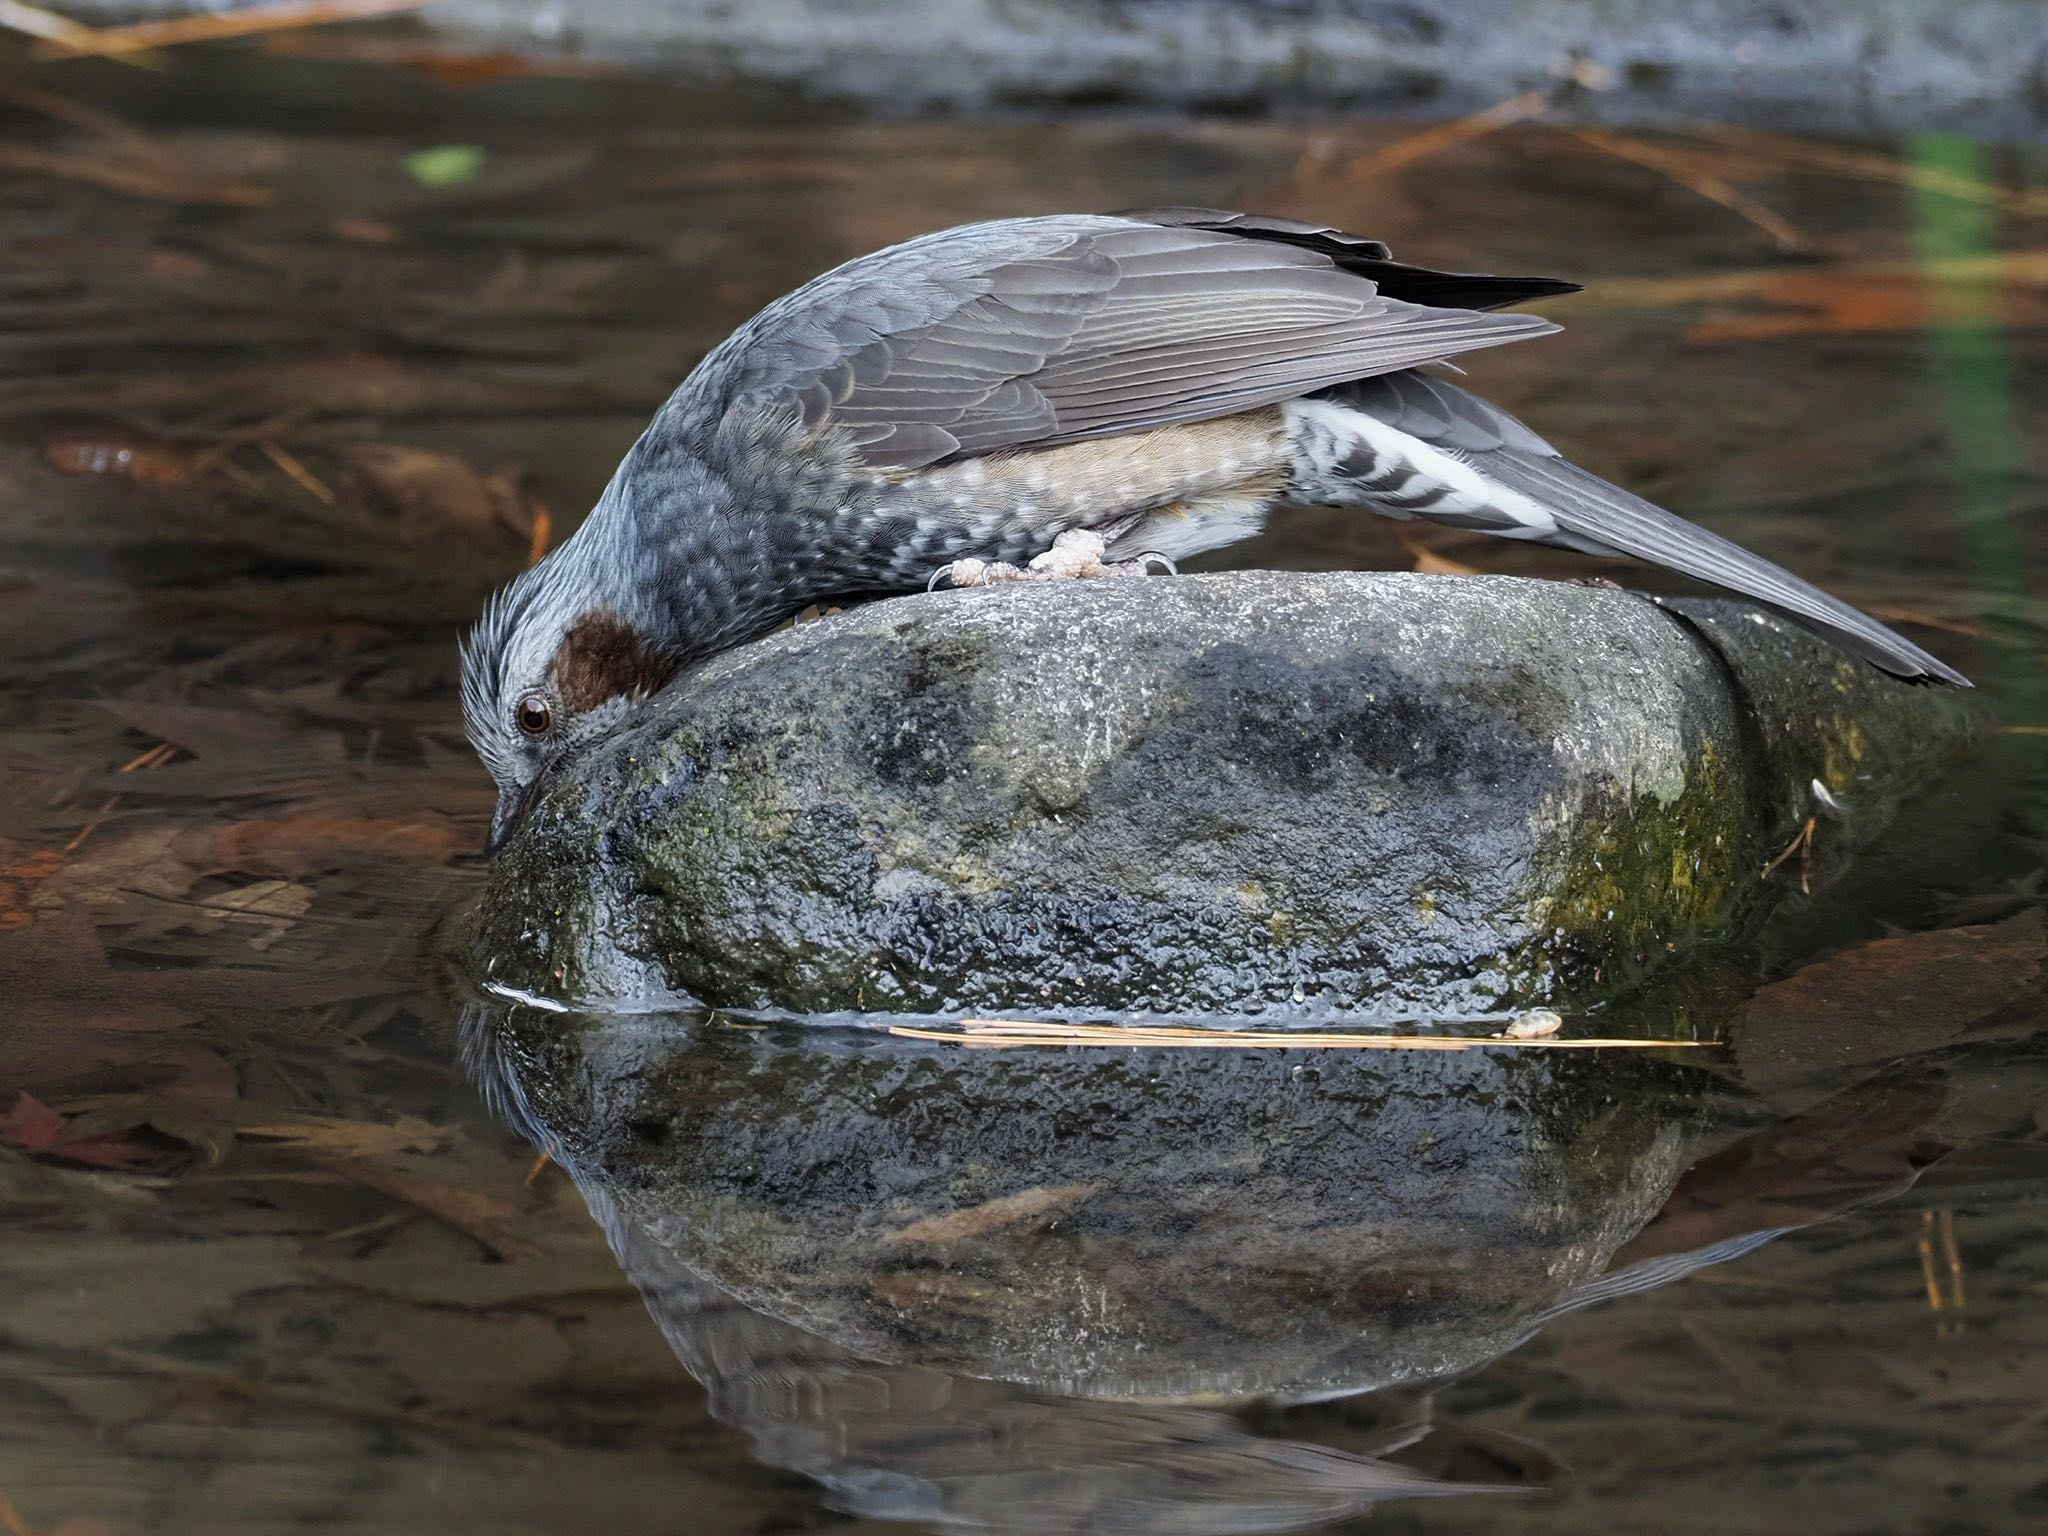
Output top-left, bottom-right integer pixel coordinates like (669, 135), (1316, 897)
(886, 1019), (1715, 1051)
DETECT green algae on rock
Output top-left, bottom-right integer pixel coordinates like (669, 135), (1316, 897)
(469, 571), (1977, 1019)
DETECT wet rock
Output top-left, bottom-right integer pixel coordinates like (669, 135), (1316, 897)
(472, 572), (1976, 1018)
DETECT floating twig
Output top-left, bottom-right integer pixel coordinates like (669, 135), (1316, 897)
(34, 0), (434, 60)
(0, 0), (91, 45)
(887, 1019), (1713, 1051)
(259, 440), (337, 506)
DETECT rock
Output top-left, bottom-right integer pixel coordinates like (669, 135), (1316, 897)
(74, 2), (2048, 143)
(470, 572), (1977, 1019)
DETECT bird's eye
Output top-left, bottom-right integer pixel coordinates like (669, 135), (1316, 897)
(515, 694), (553, 736)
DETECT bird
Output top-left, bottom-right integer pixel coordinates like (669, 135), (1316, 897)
(462, 206), (1970, 852)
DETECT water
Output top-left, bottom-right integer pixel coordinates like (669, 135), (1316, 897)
(3, 48), (2046, 1536)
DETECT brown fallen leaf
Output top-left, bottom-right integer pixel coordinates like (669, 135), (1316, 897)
(1612, 1076), (1947, 1270)
(1682, 268), (1934, 344)
(1736, 907), (2048, 1097)
(1, 1091), (201, 1172)
(197, 879), (313, 950)
(331, 215), (399, 244)
(316, 1156), (542, 1262)
(1399, 536), (1484, 577)
(881, 1182), (1099, 1246)
(0, 843), (66, 932)
(42, 433), (195, 487)
(0, 1090), (68, 1152)
(192, 812), (471, 878)
(241, 1114), (453, 1158)
(35, 823), (197, 915)
(0, 1490), (115, 1536)
(96, 698), (301, 760)
(347, 442), (531, 538)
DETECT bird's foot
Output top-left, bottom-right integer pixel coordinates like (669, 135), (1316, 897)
(927, 529), (1178, 590)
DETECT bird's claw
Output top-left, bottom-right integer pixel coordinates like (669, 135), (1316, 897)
(929, 556), (1021, 590)
(926, 531), (1177, 591)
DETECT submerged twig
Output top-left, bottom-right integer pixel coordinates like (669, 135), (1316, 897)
(97, 1345), (557, 1452)
(1282, 90), (1550, 192)
(0, 78), (179, 166)
(1685, 121), (2048, 221)
(1761, 815), (1819, 894)
(1569, 126), (1811, 252)
(258, 440), (337, 506)
(0, 143), (270, 206)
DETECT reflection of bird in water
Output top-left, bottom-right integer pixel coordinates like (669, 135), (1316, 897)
(460, 207), (1969, 849)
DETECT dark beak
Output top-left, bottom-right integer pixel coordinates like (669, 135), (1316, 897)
(485, 779), (539, 857)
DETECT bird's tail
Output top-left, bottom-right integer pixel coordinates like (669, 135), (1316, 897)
(1283, 381), (1971, 688)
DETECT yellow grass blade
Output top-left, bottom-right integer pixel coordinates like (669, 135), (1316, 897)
(887, 1019), (1716, 1051)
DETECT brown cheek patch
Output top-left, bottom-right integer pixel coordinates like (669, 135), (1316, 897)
(549, 608), (679, 712)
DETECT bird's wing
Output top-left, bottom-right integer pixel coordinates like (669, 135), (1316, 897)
(1117, 207), (1584, 312)
(683, 210), (1567, 472)
(1333, 371), (1972, 686)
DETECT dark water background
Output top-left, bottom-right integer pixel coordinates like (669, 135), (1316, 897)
(2, 43), (2046, 1536)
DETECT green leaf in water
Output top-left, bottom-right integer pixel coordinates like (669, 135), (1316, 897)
(403, 144), (486, 188)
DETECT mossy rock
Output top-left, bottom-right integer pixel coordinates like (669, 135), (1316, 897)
(472, 572), (1977, 1018)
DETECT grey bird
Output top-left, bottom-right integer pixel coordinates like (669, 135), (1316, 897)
(462, 207), (1970, 851)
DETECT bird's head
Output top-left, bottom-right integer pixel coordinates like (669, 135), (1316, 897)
(461, 553), (678, 855)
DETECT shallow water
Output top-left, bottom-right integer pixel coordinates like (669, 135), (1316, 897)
(2, 48), (2047, 1536)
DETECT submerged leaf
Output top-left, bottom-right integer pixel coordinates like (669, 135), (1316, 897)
(1736, 908), (2047, 1095)
(403, 144), (486, 188)
(0, 1090), (68, 1152)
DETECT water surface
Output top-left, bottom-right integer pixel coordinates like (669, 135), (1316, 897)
(2, 50), (2046, 1536)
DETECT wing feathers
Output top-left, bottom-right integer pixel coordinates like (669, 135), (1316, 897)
(695, 210), (1569, 472)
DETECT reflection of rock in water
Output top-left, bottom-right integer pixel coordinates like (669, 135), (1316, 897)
(604, 1203), (1501, 1533)
(472, 1005), (1716, 1399)
(461, 999), (1760, 1529)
